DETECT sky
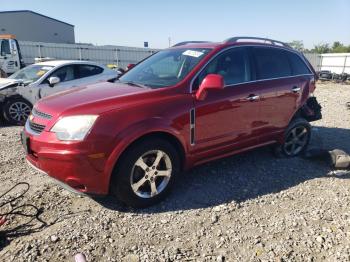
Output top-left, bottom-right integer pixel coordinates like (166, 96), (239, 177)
(1, 0), (350, 49)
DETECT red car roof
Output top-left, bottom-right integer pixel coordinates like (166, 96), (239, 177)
(169, 41), (294, 52)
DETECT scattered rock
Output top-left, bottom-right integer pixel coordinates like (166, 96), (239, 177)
(50, 235), (59, 243)
(211, 215), (219, 224)
(123, 254), (139, 262)
(0, 83), (350, 261)
(316, 236), (325, 243)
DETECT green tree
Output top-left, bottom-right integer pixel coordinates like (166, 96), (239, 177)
(332, 41), (342, 49)
(331, 41), (350, 53)
(287, 40), (304, 51)
(312, 43), (331, 54)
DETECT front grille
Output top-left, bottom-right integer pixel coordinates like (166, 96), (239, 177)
(29, 121), (46, 134)
(32, 108), (52, 119)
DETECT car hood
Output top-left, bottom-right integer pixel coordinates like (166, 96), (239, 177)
(0, 78), (21, 90)
(36, 82), (153, 117)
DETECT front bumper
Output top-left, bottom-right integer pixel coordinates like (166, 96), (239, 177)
(21, 128), (111, 195)
(26, 158), (85, 196)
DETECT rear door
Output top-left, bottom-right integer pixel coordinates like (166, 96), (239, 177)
(251, 47), (312, 143)
(287, 51), (315, 96)
(74, 64), (106, 84)
(192, 47), (261, 155)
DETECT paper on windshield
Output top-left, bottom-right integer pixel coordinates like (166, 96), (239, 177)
(36, 70), (46, 77)
(41, 66), (54, 71)
(182, 50), (204, 58)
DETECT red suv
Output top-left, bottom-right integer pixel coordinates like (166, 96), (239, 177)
(22, 37), (321, 207)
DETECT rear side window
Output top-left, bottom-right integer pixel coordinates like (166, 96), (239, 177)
(287, 52), (311, 75)
(76, 65), (103, 79)
(253, 47), (291, 80)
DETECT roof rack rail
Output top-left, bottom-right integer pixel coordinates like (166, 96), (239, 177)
(224, 36), (291, 48)
(172, 41), (211, 47)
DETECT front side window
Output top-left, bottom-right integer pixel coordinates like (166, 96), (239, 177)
(76, 65), (103, 79)
(253, 47), (292, 80)
(194, 47), (251, 89)
(47, 65), (75, 83)
(119, 48), (212, 88)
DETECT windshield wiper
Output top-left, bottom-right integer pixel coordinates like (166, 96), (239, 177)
(121, 81), (149, 88)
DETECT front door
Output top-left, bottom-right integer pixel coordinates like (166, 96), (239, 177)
(39, 65), (77, 98)
(191, 47), (261, 156)
(39, 64), (105, 99)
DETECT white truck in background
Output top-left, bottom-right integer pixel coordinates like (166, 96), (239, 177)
(0, 34), (25, 76)
(1, 34), (158, 76)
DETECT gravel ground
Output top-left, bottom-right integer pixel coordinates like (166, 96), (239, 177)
(0, 82), (350, 262)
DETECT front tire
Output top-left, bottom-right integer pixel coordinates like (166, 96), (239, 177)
(274, 118), (311, 157)
(110, 138), (180, 208)
(3, 97), (32, 126)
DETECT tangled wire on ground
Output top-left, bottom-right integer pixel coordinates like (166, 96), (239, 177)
(0, 182), (47, 250)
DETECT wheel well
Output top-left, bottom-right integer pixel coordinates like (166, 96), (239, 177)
(291, 108), (302, 121)
(114, 132), (186, 173)
(5, 95), (32, 106)
(291, 107), (307, 122)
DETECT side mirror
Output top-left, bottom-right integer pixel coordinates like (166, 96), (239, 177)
(127, 63), (135, 70)
(116, 68), (125, 76)
(48, 76), (60, 87)
(195, 74), (224, 101)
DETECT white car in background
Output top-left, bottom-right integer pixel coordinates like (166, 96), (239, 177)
(0, 60), (117, 125)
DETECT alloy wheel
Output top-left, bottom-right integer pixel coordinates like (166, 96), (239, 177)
(8, 102), (31, 123)
(130, 150), (172, 198)
(283, 126), (309, 156)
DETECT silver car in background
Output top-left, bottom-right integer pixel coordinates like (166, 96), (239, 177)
(0, 60), (117, 125)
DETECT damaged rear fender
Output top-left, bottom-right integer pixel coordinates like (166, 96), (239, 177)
(292, 97), (322, 122)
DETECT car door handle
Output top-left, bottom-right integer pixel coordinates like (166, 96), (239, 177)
(246, 94), (260, 102)
(292, 86), (301, 93)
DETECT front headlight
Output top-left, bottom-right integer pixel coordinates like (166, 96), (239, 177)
(51, 115), (98, 141)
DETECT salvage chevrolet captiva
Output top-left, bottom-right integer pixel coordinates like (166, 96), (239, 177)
(22, 37), (322, 207)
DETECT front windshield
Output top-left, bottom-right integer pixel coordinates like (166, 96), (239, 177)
(9, 65), (54, 83)
(119, 48), (212, 88)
